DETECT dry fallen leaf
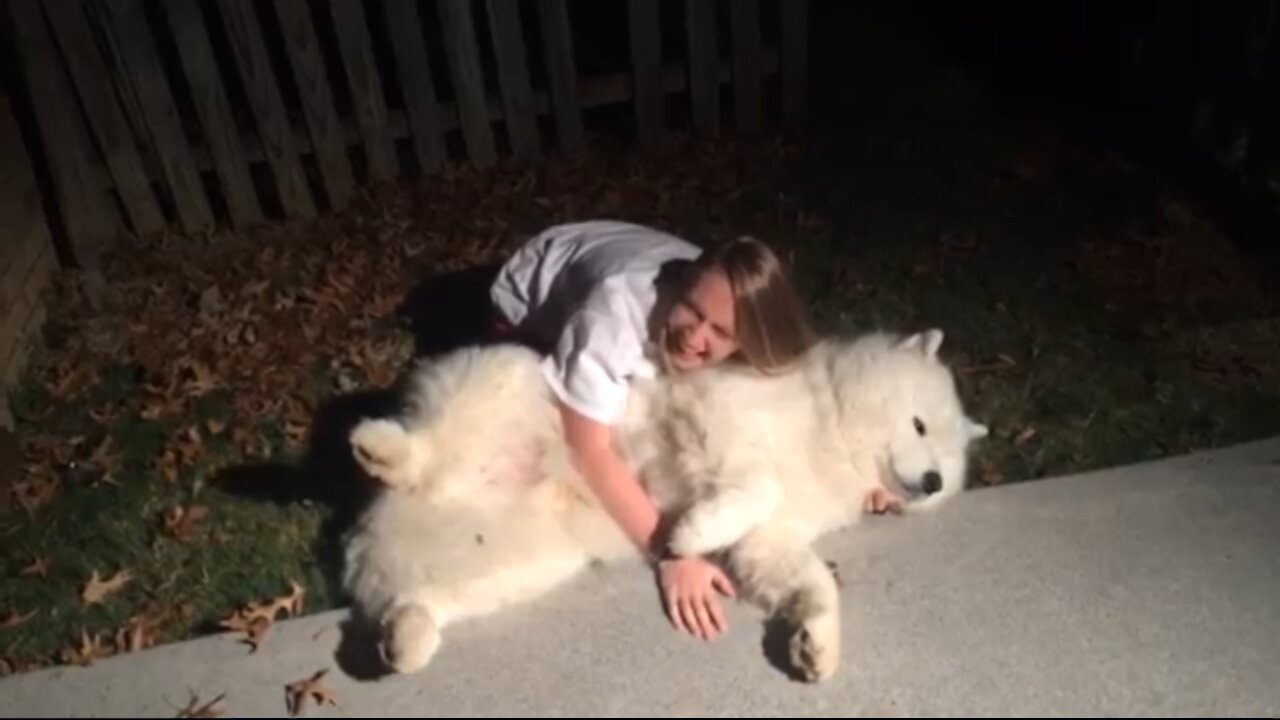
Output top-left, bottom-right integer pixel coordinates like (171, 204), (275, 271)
(0, 646), (49, 677)
(285, 668), (337, 717)
(12, 475), (59, 514)
(1014, 426), (1038, 446)
(114, 606), (176, 654)
(222, 614), (270, 652)
(219, 580), (305, 652)
(47, 364), (95, 400)
(182, 360), (218, 398)
(174, 691), (226, 718)
(162, 504), (210, 543)
(81, 568), (134, 607)
(283, 420), (309, 447)
(18, 556), (49, 578)
(60, 629), (112, 666)
(979, 461), (1005, 486)
(0, 609), (37, 631)
(155, 448), (182, 484)
(277, 580), (306, 617)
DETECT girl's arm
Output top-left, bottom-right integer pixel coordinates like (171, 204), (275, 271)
(556, 399), (735, 640)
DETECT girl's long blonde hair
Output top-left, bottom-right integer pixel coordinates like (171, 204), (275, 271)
(678, 235), (819, 373)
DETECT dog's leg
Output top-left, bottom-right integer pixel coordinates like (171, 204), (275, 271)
(374, 546), (592, 674)
(666, 472), (782, 556)
(727, 532), (842, 682)
(343, 489), (599, 675)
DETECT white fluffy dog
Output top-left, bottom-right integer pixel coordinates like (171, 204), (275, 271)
(343, 328), (988, 681)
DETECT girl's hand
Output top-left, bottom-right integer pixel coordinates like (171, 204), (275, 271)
(656, 554), (736, 640)
(863, 484), (904, 514)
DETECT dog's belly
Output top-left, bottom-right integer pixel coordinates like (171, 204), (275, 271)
(430, 433), (559, 505)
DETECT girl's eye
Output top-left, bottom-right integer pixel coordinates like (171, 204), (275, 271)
(913, 417), (926, 436)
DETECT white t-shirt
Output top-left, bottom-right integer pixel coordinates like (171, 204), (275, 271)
(490, 220), (702, 424)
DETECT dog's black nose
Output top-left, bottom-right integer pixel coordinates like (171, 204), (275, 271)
(922, 471), (942, 495)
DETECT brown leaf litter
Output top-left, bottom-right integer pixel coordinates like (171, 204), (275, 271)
(219, 580), (306, 652)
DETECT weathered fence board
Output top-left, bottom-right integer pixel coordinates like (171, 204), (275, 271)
(273, 0), (355, 208)
(9, 0), (117, 257)
(42, 0), (166, 235)
(96, 0), (215, 234)
(83, 1), (161, 198)
(782, 0), (809, 130)
(220, 0), (317, 218)
(538, 0), (584, 152)
(730, 0), (764, 135)
(383, 0), (447, 174)
(329, 0), (397, 183)
(10, 0), (808, 272)
(438, 0), (498, 167)
(487, 0), (540, 161)
(684, 0), (721, 136)
(162, 0), (264, 228)
(628, 0), (664, 147)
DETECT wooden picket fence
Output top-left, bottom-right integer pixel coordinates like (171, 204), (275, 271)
(6, 0), (809, 268)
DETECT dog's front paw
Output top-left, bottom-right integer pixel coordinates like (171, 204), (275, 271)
(789, 614), (839, 682)
(667, 517), (716, 557)
(350, 419), (420, 488)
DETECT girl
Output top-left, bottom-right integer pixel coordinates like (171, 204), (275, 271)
(489, 220), (818, 641)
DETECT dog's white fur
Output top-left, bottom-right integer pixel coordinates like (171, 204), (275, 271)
(343, 329), (988, 681)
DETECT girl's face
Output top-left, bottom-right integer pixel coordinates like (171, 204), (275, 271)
(663, 266), (739, 372)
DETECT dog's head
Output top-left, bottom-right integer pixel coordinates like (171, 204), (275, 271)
(831, 329), (989, 510)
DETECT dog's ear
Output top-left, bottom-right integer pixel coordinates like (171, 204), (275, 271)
(965, 417), (989, 440)
(899, 329), (944, 358)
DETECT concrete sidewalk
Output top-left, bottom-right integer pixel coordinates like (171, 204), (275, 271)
(2, 437), (1278, 717)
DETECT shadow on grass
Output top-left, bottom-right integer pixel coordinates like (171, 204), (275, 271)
(210, 386), (397, 679)
(209, 261), (517, 681)
(398, 261), (505, 358)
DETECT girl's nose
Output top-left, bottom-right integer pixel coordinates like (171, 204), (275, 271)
(688, 323), (710, 349)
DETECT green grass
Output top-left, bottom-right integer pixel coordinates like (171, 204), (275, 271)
(3, 366), (333, 667)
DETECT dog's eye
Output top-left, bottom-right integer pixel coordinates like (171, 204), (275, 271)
(913, 417), (926, 436)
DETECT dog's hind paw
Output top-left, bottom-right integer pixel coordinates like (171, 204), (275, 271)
(350, 419), (422, 488)
(379, 604), (440, 674)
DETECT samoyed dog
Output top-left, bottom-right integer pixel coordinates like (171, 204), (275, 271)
(343, 328), (988, 681)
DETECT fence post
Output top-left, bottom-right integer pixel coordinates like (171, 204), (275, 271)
(782, 0), (810, 131)
(162, 0), (265, 228)
(43, 0), (166, 235)
(538, 0), (584, 153)
(438, 0), (497, 167)
(221, 0), (317, 219)
(628, 0), (664, 148)
(8, 0), (118, 279)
